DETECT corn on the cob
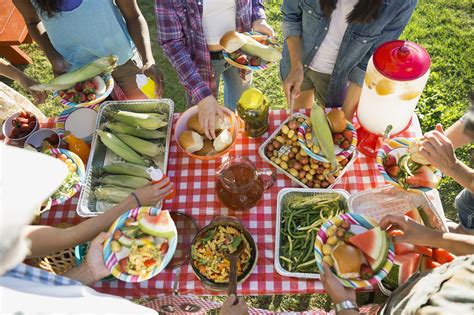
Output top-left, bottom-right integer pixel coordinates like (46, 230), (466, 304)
(30, 55), (117, 91)
(94, 185), (134, 204)
(115, 133), (162, 157)
(112, 111), (168, 130)
(310, 105), (336, 164)
(107, 122), (165, 139)
(97, 130), (147, 165)
(102, 162), (151, 179)
(97, 175), (149, 189)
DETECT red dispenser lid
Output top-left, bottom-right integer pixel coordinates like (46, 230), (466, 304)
(373, 40), (430, 81)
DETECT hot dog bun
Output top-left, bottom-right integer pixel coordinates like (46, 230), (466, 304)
(220, 31), (281, 63)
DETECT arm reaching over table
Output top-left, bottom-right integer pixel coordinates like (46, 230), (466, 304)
(24, 179), (174, 258)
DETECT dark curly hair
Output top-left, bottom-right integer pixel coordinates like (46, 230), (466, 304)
(319, 0), (382, 24)
(34, 0), (61, 18)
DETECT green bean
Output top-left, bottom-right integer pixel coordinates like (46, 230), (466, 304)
(280, 256), (292, 264)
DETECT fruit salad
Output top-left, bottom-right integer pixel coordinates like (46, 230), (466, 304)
(57, 76), (106, 104)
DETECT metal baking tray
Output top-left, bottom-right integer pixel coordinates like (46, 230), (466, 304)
(77, 99), (174, 217)
(348, 185), (448, 232)
(274, 188), (350, 279)
(258, 113), (357, 189)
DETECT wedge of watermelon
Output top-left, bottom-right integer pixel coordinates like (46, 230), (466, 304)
(405, 166), (439, 189)
(421, 256), (441, 272)
(138, 210), (176, 238)
(404, 207), (424, 225)
(394, 252), (421, 285)
(414, 245), (433, 257)
(348, 227), (389, 272)
(394, 242), (415, 255)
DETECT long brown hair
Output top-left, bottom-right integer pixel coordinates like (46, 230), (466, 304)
(320, 0), (382, 24)
(34, 0), (61, 18)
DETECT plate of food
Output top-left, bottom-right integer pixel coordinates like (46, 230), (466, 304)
(43, 148), (85, 206)
(314, 213), (395, 288)
(53, 74), (113, 107)
(190, 216), (257, 291)
(220, 31), (281, 71)
(103, 208), (177, 282)
(376, 137), (442, 192)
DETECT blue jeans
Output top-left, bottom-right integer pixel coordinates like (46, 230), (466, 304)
(455, 189), (474, 230)
(211, 59), (250, 111)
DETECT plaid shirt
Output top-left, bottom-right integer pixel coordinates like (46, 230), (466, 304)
(155, 0), (266, 105)
(3, 263), (80, 286)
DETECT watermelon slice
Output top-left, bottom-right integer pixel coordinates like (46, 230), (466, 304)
(414, 245), (433, 257)
(348, 227), (389, 272)
(404, 207), (424, 225)
(138, 210), (176, 238)
(394, 242), (415, 255)
(405, 166), (439, 189)
(422, 256), (441, 271)
(394, 252), (421, 285)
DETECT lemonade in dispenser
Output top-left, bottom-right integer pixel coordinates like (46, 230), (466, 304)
(356, 40), (430, 157)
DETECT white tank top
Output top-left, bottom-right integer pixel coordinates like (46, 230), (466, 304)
(202, 0), (237, 46)
(310, 0), (358, 74)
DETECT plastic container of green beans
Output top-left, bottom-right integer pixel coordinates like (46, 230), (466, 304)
(274, 188), (350, 279)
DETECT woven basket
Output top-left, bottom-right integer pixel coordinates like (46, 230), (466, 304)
(29, 223), (76, 275)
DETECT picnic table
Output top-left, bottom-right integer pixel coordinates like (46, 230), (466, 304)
(38, 109), (444, 298)
(0, 0), (32, 64)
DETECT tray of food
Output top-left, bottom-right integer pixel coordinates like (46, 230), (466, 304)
(259, 111), (357, 189)
(275, 188), (350, 279)
(103, 208), (177, 282)
(348, 186), (450, 293)
(77, 99), (174, 217)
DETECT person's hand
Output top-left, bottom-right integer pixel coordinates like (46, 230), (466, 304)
(51, 56), (70, 76)
(252, 19), (275, 37)
(142, 62), (164, 98)
(282, 66), (304, 108)
(197, 95), (225, 140)
(379, 214), (435, 246)
(419, 124), (458, 173)
(19, 76), (47, 104)
(132, 177), (174, 206)
(320, 262), (356, 305)
(85, 232), (111, 282)
(220, 294), (248, 315)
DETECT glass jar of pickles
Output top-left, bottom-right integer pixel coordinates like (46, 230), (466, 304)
(236, 88), (269, 138)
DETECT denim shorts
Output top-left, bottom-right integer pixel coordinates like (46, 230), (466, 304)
(455, 189), (474, 230)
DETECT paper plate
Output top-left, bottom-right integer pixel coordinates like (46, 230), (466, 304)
(103, 207), (178, 282)
(53, 74), (114, 107)
(297, 121), (358, 163)
(55, 103), (101, 130)
(314, 213), (395, 288)
(222, 32), (278, 71)
(43, 148), (85, 206)
(376, 137), (442, 193)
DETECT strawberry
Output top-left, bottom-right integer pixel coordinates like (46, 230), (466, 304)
(74, 82), (83, 92)
(387, 165), (401, 178)
(384, 154), (397, 168)
(340, 140), (350, 150)
(48, 133), (60, 146)
(10, 127), (20, 138)
(360, 263), (374, 280)
(87, 94), (96, 101)
(250, 57), (261, 66)
(160, 242), (169, 254)
(342, 129), (353, 142)
(82, 81), (96, 94)
(235, 55), (248, 65)
(73, 92), (87, 103)
(59, 91), (67, 98)
(18, 111), (28, 118)
(333, 133), (344, 144)
(20, 123), (30, 133)
(66, 91), (76, 102)
(28, 121), (36, 131)
(433, 248), (455, 264)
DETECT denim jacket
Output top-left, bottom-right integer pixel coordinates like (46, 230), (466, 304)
(280, 0), (418, 106)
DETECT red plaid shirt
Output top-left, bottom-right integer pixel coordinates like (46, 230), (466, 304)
(155, 0), (266, 105)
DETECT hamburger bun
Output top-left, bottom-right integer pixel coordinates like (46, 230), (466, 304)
(220, 31), (248, 53)
(187, 114), (205, 134)
(327, 109), (347, 133)
(195, 139), (215, 156)
(213, 129), (233, 152)
(331, 243), (362, 279)
(179, 130), (204, 153)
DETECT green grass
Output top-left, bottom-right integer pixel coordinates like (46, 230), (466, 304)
(1, 0), (472, 312)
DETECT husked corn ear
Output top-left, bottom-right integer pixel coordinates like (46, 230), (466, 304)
(102, 162), (151, 179)
(112, 111), (168, 130)
(310, 105), (336, 164)
(94, 185), (134, 204)
(97, 130), (147, 165)
(98, 175), (149, 189)
(107, 122), (166, 139)
(115, 133), (162, 157)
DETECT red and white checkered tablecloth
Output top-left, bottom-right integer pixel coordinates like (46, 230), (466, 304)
(38, 109), (428, 298)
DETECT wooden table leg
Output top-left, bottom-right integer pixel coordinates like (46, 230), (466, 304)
(0, 45), (32, 64)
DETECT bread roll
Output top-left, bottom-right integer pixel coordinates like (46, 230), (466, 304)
(331, 244), (362, 279)
(327, 109), (346, 133)
(179, 130), (204, 153)
(408, 138), (431, 165)
(187, 114), (205, 134)
(213, 129), (233, 152)
(195, 139), (215, 156)
(220, 31), (282, 63)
